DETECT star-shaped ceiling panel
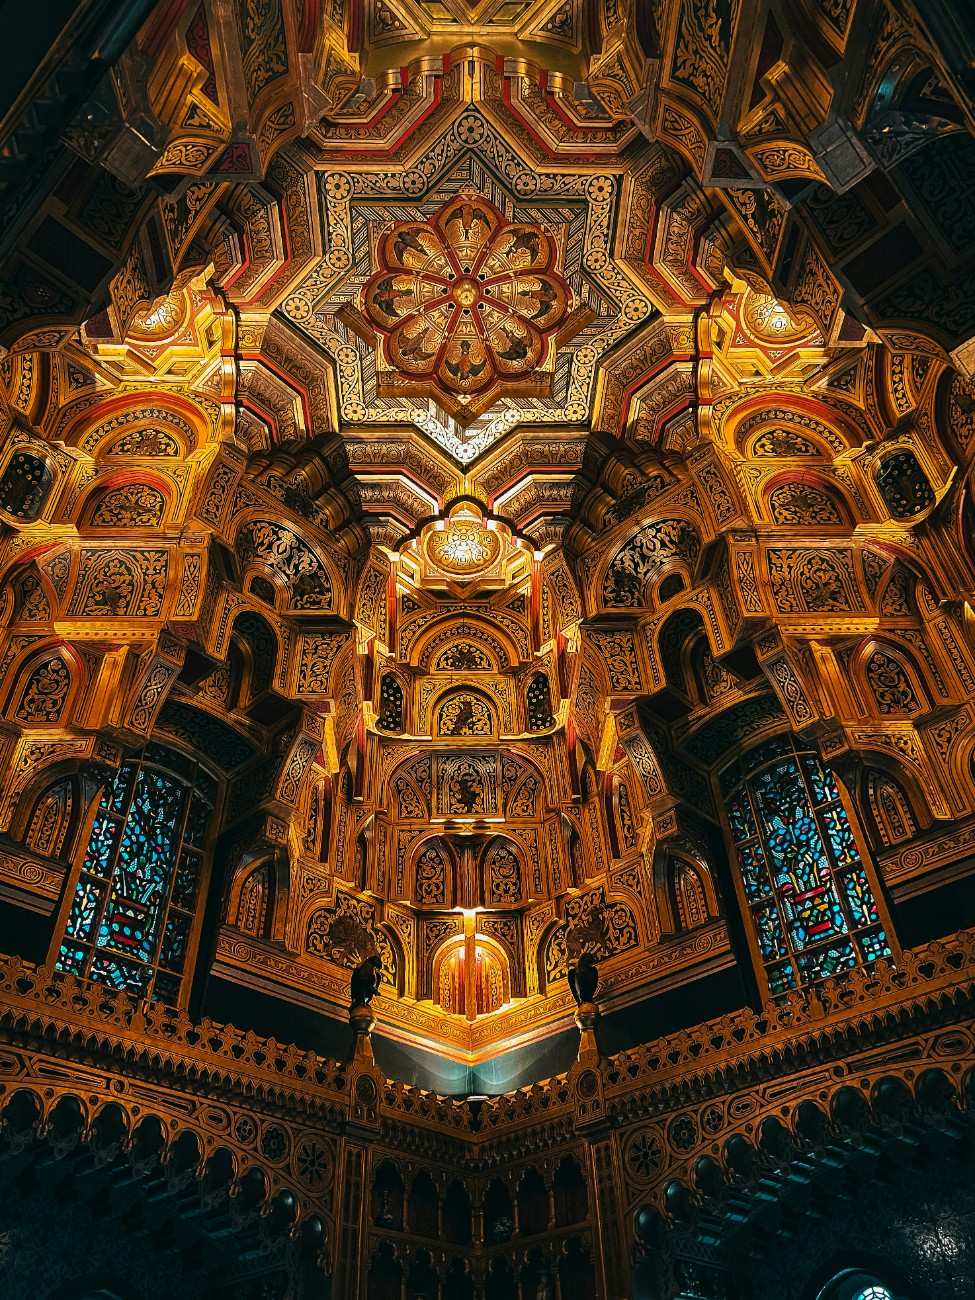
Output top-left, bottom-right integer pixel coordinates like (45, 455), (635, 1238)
(362, 191), (575, 420)
(275, 74), (656, 463)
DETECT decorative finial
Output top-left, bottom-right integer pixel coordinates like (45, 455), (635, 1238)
(348, 951), (382, 1064)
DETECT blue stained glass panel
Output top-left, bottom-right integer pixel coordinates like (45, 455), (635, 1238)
(801, 755), (838, 804)
(90, 951), (147, 995)
(759, 808), (831, 896)
(83, 814), (120, 878)
(108, 764), (135, 813)
(65, 877), (103, 941)
(99, 891), (157, 963)
(738, 842), (771, 901)
(56, 755), (211, 1004)
(161, 911), (189, 971)
(767, 961), (797, 994)
(57, 943), (87, 974)
(859, 928), (892, 962)
(781, 882), (846, 948)
(725, 738), (889, 994)
(797, 940), (857, 982)
(821, 806), (859, 867)
(753, 904), (788, 960)
(842, 868), (880, 926)
(727, 791), (757, 844)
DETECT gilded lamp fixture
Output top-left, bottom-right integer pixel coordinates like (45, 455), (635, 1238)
(362, 191), (575, 421)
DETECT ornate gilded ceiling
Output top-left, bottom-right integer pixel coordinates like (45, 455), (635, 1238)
(226, 47), (658, 472)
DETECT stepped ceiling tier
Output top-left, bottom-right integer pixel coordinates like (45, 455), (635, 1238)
(2, 0), (975, 1094)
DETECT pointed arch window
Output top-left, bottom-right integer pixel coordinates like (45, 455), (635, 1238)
(875, 449), (934, 518)
(722, 735), (891, 995)
(377, 672), (404, 732)
(526, 672), (554, 730)
(55, 746), (214, 1005)
(0, 450), (53, 521)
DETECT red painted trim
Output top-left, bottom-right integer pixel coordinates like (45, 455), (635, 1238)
(142, 0), (191, 58)
(615, 352), (695, 430)
(238, 352), (313, 435)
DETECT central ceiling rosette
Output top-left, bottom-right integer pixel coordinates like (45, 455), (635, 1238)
(362, 192), (574, 422)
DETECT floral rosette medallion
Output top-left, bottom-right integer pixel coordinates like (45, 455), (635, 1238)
(362, 192), (572, 420)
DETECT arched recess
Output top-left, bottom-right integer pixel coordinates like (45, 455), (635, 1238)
(0, 444), (56, 522)
(19, 772), (84, 859)
(225, 856), (280, 941)
(874, 447), (936, 520)
(7, 755), (108, 852)
(502, 752), (544, 819)
(410, 611), (522, 671)
(443, 1179), (472, 1245)
(371, 1159), (405, 1230)
(432, 685), (498, 738)
(303, 775), (332, 862)
(517, 1167), (549, 1236)
(856, 756), (931, 851)
(367, 1241), (402, 1300)
(431, 638), (497, 672)
(479, 835), (525, 906)
(598, 515), (702, 611)
(724, 393), (855, 458)
(874, 559), (918, 618)
(553, 1156), (588, 1226)
(66, 393), (204, 457)
(230, 610), (279, 710)
(354, 826), (369, 891)
(525, 671), (555, 730)
(377, 672), (404, 732)
(604, 771), (640, 858)
(390, 751), (431, 820)
(764, 474), (854, 527)
(6, 560), (55, 624)
(233, 515), (337, 614)
(195, 641), (244, 711)
(653, 606), (708, 715)
(410, 835), (456, 908)
(654, 848), (721, 936)
(77, 475), (171, 530)
(854, 640), (932, 718)
(431, 934), (510, 1018)
(407, 1170), (439, 1238)
(3, 642), (85, 727)
(484, 1179), (514, 1244)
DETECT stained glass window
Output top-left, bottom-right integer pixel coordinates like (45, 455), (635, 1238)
(56, 746), (214, 1005)
(721, 735), (890, 995)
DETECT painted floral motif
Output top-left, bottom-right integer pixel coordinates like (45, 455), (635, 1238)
(363, 192), (571, 419)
